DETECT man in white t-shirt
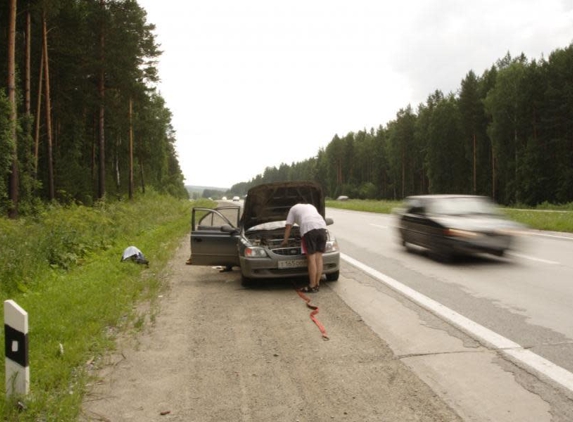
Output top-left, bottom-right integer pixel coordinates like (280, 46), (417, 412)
(281, 203), (327, 293)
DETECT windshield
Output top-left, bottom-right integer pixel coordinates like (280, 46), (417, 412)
(426, 197), (500, 216)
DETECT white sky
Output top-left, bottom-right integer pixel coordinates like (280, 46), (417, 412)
(137, 0), (573, 189)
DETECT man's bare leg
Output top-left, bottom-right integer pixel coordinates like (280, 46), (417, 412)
(314, 252), (323, 287)
(307, 253), (318, 288)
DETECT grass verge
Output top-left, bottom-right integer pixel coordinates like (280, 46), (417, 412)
(326, 199), (402, 214)
(0, 195), (214, 420)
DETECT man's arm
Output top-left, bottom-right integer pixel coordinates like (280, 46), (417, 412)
(281, 224), (293, 246)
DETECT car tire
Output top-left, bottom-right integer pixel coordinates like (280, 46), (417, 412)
(430, 248), (453, 263)
(400, 233), (412, 250)
(325, 270), (339, 282)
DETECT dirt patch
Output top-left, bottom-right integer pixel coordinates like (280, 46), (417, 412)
(82, 237), (461, 421)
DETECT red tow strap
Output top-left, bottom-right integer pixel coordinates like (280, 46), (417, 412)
(295, 288), (329, 341)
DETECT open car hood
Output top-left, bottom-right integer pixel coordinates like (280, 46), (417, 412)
(241, 181), (325, 231)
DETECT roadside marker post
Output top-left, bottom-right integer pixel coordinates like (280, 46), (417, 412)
(4, 300), (29, 397)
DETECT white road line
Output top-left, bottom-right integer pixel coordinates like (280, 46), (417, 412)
(370, 224), (389, 229)
(341, 252), (573, 394)
(507, 252), (559, 265)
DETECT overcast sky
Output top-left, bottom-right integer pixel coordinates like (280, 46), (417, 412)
(137, 0), (573, 189)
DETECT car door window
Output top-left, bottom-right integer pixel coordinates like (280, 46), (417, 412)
(409, 205), (425, 215)
(197, 212), (230, 230)
(192, 207), (240, 232)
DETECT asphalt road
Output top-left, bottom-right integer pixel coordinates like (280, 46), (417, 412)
(325, 207), (573, 420)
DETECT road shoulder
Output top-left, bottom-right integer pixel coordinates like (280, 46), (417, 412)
(82, 237), (461, 421)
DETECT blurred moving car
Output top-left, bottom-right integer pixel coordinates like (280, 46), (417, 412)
(395, 194), (522, 261)
(336, 195), (349, 201)
(190, 181), (340, 286)
(232, 196), (240, 201)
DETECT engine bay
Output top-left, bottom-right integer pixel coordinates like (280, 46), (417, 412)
(245, 227), (302, 254)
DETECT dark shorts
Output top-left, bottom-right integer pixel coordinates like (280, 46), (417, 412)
(302, 229), (327, 255)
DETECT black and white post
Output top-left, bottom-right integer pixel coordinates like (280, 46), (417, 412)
(4, 300), (29, 396)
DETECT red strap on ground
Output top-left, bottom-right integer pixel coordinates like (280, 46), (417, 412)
(295, 289), (329, 341)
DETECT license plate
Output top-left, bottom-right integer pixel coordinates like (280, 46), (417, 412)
(278, 259), (307, 269)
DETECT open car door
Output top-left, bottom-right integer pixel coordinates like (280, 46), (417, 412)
(190, 206), (241, 267)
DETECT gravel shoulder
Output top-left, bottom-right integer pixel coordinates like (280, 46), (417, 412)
(82, 237), (461, 421)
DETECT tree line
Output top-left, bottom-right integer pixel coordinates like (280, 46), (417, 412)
(231, 46), (573, 206)
(1, 0), (187, 218)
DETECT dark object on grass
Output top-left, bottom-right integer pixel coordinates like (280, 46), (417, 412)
(121, 246), (149, 265)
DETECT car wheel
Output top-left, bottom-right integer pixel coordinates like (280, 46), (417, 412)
(401, 238), (415, 254)
(325, 270), (339, 282)
(400, 233), (411, 250)
(430, 248), (453, 263)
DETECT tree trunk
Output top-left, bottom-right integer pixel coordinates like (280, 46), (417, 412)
(7, 0), (18, 218)
(139, 159), (145, 194)
(98, 0), (106, 200)
(129, 97), (134, 200)
(34, 45), (44, 176)
(43, 13), (55, 200)
(25, 3), (31, 118)
(115, 144), (121, 194)
(92, 114), (97, 196)
(98, 74), (106, 199)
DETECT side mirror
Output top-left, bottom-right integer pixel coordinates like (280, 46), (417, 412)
(325, 217), (334, 226)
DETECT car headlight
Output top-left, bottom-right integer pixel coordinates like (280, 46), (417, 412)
(325, 239), (339, 253)
(444, 228), (480, 238)
(244, 247), (268, 258)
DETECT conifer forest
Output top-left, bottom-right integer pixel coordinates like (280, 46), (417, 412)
(2, 1), (573, 217)
(0, 0), (187, 218)
(232, 47), (573, 207)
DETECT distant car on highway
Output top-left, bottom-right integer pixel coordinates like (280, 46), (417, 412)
(395, 194), (522, 261)
(232, 196), (240, 201)
(189, 181), (340, 286)
(222, 196), (227, 200)
(336, 195), (349, 201)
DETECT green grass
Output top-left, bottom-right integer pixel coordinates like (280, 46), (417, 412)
(0, 194), (215, 421)
(502, 209), (573, 233)
(326, 199), (573, 233)
(326, 199), (402, 214)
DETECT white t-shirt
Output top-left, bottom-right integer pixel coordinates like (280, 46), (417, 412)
(285, 203), (326, 237)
